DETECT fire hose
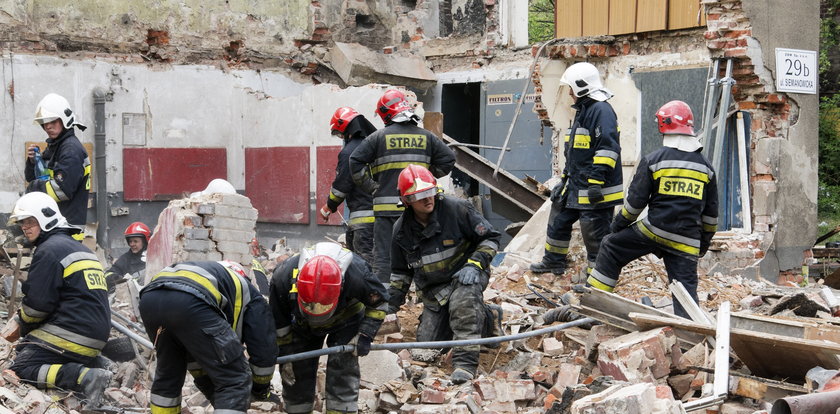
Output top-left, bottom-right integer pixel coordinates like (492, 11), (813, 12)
(276, 317), (595, 364)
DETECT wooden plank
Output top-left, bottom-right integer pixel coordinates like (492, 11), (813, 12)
(730, 313), (807, 339)
(609, 0), (637, 35)
(636, 0), (667, 32)
(668, 0), (703, 30)
(582, 0), (609, 36)
(555, 0), (582, 38)
(812, 247), (840, 258)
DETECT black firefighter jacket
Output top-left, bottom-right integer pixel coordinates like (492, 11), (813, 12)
(326, 117), (377, 229)
(349, 121), (456, 217)
(18, 228), (110, 361)
(561, 96), (623, 210)
(25, 128), (91, 226)
(389, 196), (501, 312)
(141, 262), (277, 385)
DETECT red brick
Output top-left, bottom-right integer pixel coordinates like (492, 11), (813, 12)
(507, 379), (537, 401)
(738, 101), (757, 110)
(621, 43), (630, 55)
(544, 392), (558, 409)
(706, 13), (721, 20)
(420, 389), (447, 404)
(724, 48), (748, 57)
(607, 46), (619, 56)
(704, 31), (720, 39)
(570, 46), (578, 56)
(724, 29), (752, 38)
(473, 378), (497, 400)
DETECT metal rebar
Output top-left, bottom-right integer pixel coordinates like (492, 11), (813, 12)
(111, 320), (154, 350)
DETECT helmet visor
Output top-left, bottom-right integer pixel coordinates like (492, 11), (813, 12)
(403, 187), (437, 203)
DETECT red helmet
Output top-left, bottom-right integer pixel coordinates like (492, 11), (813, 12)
(297, 255), (342, 320)
(398, 164), (438, 202)
(656, 100), (695, 136)
(375, 89), (412, 124)
(124, 221), (151, 242)
(330, 107), (360, 135)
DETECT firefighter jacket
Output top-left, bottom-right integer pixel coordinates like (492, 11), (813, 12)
(141, 262), (277, 386)
(349, 121), (456, 217)
(18, 228), (110, 361)
(561, 96), (623, 210)
(25, 128), (91, 226)
(270, 249), (388, 345)
(326, 117), (377, 229)
(105, 249), (146, 280)
(389, 196), (501, 312)
(617, 144), (719, 256)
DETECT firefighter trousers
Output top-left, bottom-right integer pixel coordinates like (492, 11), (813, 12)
(372, 216), (398, 284)
(11, 341), (101, 392)
(280, 318), (362, 414)
(591, 226), (699, 319)
(416, 281), (489, 375)
(544, 205), (613, 269)
(346, 223), (374, 265)
(139, 289), (251, 414)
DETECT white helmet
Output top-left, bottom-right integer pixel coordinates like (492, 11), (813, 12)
(33, 93), (86, 130)
(560, 62), (613, 102)
(7, 192), (71, 232)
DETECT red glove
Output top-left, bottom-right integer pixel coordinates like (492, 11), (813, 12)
(319, 204), (331, 222)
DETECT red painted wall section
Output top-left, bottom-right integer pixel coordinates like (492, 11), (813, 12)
(123, 148), (228, 201)
(245, 147), (310, 223)
(316, 146), (344, 226)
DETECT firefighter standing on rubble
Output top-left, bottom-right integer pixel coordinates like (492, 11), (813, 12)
(105, 221), (150, 293)
(531, 62), (623, 279)
(587, 101), (718, 318)
(7, 192), (112, 409)
(25, 93), (91, 232)
(269, 242), (388, 414)
(349, 89), (456, 284)
(139, 260), (277, 413)
(319, 107), (379, 264)
(388, 164), (503, 384)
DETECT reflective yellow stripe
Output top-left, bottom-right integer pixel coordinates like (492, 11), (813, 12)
(63, 260), (103, 278)
(365, 308), (386, 320)
(20, 308), (45, 324)
(71, 233), (85, 242)
(593, 156), (617, 167)
(621, 207), (637, 220)
(349, 216), (375, 225)
(638, 223), (699, 255)
(47, 364), (62, 388)
(30, 330), (100, 357)
(253, 374), (273, 384)
(373, 204), (405, 212)
(290, 269), (299, 293)
(153, 271), (222, 304)
(545, 243), (569, 254)
(371, 161), (429, 175)
(329, 193), (344, 203)
(578, 191), (623, 204)
(586, 276), (614, 292)
(652, 168), (710, 183)
(44, 182), (61, 202)
(587, 178), (605, 185)
(151, 404), (182, 414)
(84, 164), (91, 190)
(227, 269), (244, 334)
(467, 259), (483, 270)
(703, 224), (717, 232)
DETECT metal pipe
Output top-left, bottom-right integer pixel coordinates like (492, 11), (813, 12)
(92, 89), (108, 250)
(277, 317), (595, 364)
(111, 310), (146, 333)
(449, 143), (511, 151)
(771, 390), (840, 414)
(111, 319), (154, 350)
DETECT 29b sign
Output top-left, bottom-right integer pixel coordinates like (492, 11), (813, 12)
(775, 48), (817, 94)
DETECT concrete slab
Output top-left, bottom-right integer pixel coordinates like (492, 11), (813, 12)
(359, 350), (404, 389)
(329, 42), (436, 90)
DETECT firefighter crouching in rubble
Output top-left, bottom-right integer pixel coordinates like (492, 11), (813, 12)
(587, 101), (719, 319)
(25, 93), (91, 234)
(7, 192), (112, 409)
(269, 242), (388, 414)
(531, 62), (623, 279)
(349, 89), (456, 285)
(388, 164), (503, 385)
(139, 260), (277, 413)
(319, 107), (378, 264)
(105, 221), (150, 293)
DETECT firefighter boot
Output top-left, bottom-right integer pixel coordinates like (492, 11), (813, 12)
(78, 368), (112, 409)
(529, 260), (566, 275)
(451, 368), (475, 385)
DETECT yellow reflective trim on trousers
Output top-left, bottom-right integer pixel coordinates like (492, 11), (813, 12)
(365, 308), (386, 320)
(151, 403), (182, 414)
(578, 191), (623, 204)
(652, 168), (710, 183)
(47, 364), (62, 388)
(371, 161), (429, 175)
(638, 223), (699, 255)
(253, 374), (273, 384)
(153, 271), (222, 304)
(349, 216), (375, 225)
(586, 276), (614, 292)
(593, 156), (617, 168)
(545, 243), (569, 254)
(373, 204), (404, 212)
(45, 181), (61, 202)
(30, 330), (100, 357)
(63, 260), (104, 277)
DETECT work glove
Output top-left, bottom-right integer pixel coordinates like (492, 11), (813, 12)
(280, 363), (296, 386)
(318, 204), (331, 222)
(25, 180), (40, 193)
(454, 264), (481, 285)
(587, 185), (604, 204)
(700, 232), (714, 257)
(351, 333), (373, 357)
(550, 177), (567, 203)
(610, 213), (632, 234)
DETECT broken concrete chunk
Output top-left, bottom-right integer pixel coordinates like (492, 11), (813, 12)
(597, 327), (682, 383)
(360, 350), (403, 389)
(398, 403), (471, 414)
(571, 382), (681, 414)
(542, 337), (565, 356)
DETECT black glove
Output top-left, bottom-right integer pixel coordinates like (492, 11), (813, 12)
(587, 185), (604, 204)
(25, 180), (39, 193)
(454, 264), (481, 285)
(610, 213), (632, 234)
(700, 233), (713, 257)
(352, 334), (373, 357)
(550, 177), (567, 203)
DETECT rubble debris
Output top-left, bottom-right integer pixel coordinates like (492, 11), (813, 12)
(596, 327), (683, 383)
(570, 382), (683, 414)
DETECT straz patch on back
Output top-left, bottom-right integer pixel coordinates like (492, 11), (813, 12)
(84, 269), (108, 290)
(386, 134), (427, 150)
(659, 177), (704, 200)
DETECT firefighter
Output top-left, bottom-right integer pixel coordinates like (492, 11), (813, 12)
(25, 93), (91, 231)
(7, 192), (111, 409)
(105, 221), (150, 293)
(269, 242), (388, 414)
(587, 101), (718, 319)
(349, 89), (456, 284)
(319, 107), (378, 264)
(388, 164), (502, 384)
(139, 260), (277, 414)
(531, 63), (623, 278)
